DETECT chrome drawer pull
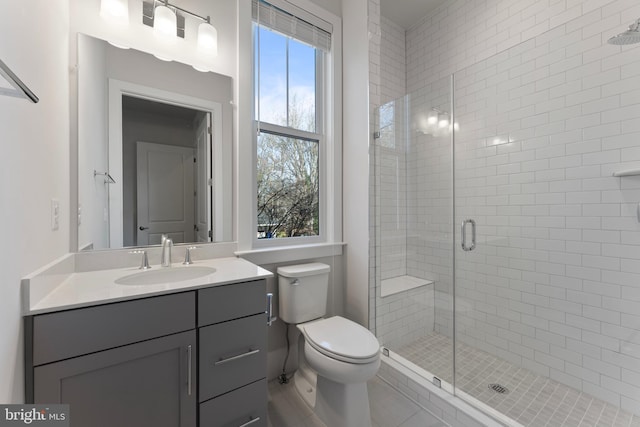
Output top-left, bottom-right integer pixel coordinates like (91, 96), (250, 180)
(238, 417), (261, 427)
(214, 349), (260, 366)
(187, 345), (193, 396)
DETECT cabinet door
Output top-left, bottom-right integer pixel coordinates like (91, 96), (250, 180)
(34, 330), (196, 427)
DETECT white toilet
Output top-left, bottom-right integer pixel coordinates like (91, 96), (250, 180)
(277, 263), (381, 427)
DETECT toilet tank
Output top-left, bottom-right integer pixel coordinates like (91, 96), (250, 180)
(277, 263), (330, 324)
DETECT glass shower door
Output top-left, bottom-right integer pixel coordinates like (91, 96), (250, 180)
(451, 52), (545, 423)
(451, 27), (640, 424)
(372, 76), (455, 390)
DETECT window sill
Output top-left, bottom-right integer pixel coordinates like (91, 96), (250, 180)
(235, 242), (345, 265)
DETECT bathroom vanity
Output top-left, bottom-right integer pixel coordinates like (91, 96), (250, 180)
(23, 256), (271, 427)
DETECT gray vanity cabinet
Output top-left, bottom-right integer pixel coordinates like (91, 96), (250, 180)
(33, 331), (197, 427)
(26, 292), (197, 427)
(25, 279), (268, 427)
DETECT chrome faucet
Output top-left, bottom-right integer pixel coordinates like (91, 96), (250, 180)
(161, 234), (173, 267)
(130, 250), (151, 270)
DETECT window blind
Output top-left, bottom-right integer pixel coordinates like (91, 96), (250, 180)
(252, 0), (332, 52)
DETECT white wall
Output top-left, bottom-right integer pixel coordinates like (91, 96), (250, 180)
(379, 17), (405, 104)
(0, 1), (70, 403)
(309, 0), (342, 19)
(343, 0), (371, 326)
(77, 35), (108, 250)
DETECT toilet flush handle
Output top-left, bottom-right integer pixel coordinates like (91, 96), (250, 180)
(266, 293), (277, 326)
(291, 279), (300, 286)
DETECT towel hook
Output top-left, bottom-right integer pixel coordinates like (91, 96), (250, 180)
(94, 170), (116, 184)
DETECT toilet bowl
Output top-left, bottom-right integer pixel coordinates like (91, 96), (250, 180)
(277, 264), (381, 427)
(296, 316), (380, 427)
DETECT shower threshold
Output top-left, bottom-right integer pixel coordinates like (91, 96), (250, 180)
(381, 348), (517, 427)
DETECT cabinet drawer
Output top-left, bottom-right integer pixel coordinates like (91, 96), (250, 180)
(32, 292), (195, 366)
(198, 279), (266, 326)
(199, 314), (266, 401)
(199, 379), (267, 427)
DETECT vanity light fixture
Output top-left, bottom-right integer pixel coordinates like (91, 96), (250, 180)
(142, 0), (218, 58)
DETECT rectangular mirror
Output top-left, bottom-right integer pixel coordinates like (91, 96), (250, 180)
(76, 33), (233, 251)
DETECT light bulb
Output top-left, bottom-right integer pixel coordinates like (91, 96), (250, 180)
(100, 0), (129, 24)
(197, 22), (218, 57)
(438, 115), (449, 129)
(154, 5), (177, 39)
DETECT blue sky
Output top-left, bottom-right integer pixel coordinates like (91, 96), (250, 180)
(255, 26), (316, 132)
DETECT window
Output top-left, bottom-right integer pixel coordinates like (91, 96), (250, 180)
(253, 0), (331, 242)
(378, 100), (396, 149)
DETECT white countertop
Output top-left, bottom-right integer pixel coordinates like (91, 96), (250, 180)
(24, 257), (273, 315)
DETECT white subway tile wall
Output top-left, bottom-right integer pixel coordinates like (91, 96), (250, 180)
(399, 0), (640, 416)
(380, 16), (406, 104)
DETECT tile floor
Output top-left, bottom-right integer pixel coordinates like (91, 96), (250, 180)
(267, 375), (447, 427)
(398, 332), (640, 427)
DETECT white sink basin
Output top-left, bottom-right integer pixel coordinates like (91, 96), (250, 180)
(115, 266), (217, 286)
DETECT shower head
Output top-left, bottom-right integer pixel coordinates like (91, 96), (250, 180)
(608, 18), (640, 45)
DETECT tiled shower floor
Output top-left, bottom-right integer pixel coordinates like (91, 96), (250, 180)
(398, 332), (640, 427)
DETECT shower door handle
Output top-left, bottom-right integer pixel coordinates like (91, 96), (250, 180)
(461, 219), (476, 251)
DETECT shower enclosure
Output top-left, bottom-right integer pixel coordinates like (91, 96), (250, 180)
(370, 24), (640, 426)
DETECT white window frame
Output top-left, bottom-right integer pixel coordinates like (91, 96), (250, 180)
(252, 1), (333, 249)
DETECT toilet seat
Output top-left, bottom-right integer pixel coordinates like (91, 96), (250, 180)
(301, 316), (380, 364)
